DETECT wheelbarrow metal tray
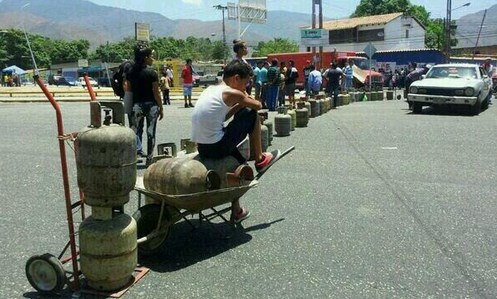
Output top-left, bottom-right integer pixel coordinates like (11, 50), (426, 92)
(134, 180), (258, 212)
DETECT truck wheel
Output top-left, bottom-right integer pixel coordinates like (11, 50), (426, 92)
(412, 103), (422, 114)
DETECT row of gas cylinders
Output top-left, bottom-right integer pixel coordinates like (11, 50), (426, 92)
(261, 94), (352, 139)
(75, 106), (138, 292)
(348, 90), (397, 102)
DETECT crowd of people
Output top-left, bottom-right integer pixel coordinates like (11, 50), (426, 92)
(1, 71), (21, 87)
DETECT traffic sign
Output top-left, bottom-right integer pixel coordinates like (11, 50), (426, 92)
(364, 43), (377, 59)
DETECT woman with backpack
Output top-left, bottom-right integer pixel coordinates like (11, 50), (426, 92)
(126, 45), (164, 166)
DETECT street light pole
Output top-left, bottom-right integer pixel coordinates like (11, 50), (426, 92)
(445, 0), (452, 62)
(213, 4), (228, 64)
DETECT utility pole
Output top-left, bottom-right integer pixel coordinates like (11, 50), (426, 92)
(213, 4), (228, 63)
(445, 0), (452, 63)
(472, 9), (487, 61)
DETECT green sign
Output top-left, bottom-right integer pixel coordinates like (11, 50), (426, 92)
(301, 29), (324, 39)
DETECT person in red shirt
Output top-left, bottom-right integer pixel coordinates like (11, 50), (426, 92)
(181, 59), (195, 108)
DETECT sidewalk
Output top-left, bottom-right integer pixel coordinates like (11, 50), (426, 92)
(0, 86), (202, 103)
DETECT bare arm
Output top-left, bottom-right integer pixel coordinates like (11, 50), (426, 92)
(152, 81), (164, 120)
(223, 88), (262, 111)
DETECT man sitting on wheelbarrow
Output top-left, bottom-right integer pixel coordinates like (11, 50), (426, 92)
(191, 59), (281, 223)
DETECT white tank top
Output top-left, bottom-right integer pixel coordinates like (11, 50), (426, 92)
(191, 84), (231, 144)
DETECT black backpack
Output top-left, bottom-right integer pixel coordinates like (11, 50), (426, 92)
(112, 60), (133, 98)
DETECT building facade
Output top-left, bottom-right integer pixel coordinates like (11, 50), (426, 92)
(301, 13), (426, 53)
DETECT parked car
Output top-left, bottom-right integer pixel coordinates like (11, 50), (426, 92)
(408, 64), (493, 115)
(48, 75), (76, 86)
(196, 73), (221, 87)
(492, 72), (497, 94)
(76, 76), (98, 88)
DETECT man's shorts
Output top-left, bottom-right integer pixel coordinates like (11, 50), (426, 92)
(183, 83), (192, 96)
(197, 108), (256, 161)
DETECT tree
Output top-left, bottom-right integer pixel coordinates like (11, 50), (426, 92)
(252, 38), (299, 57)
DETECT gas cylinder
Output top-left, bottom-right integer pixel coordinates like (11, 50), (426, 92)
(342, 93), (351, 105)
(144, 156), (221, 195)
(263, 119), (273, 145)
(79, 214), (137, 291)
(287, 109), (296, 131)
(309, 99), (318, 118)
(304, 101), (311, 117)
(295, 107), (309, 127)
(274, 111), (291, 137)
(319, 99), (326, 114)
(76, 113), (136, 207)
(260, 121), (269, 151)
(386, 90), (394, 100)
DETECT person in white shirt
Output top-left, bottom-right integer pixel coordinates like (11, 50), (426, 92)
(191, 60), (281, 223)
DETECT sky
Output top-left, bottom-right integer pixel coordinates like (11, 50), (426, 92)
(87, 0), (495, 21)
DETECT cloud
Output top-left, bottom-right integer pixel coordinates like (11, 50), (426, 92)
(182, 0), (202, 6)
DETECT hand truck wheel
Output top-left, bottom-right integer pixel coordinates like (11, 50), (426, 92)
(25, 253), (66, 294)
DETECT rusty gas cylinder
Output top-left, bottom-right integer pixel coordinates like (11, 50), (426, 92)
(76, 122), (136, 207)
(79, 214), (137, 291)
(144, 156), (221, 195)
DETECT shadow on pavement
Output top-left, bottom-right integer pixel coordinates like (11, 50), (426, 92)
(138, 219), (252, 272)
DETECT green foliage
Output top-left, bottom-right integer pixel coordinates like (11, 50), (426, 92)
(252, 38), (299, 57)
(352, 0), (430, 25)
(0, 29), (90, 69)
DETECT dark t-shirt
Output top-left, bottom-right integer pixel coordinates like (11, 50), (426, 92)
(128, 66), (158, 103)
(326, 69), (342, 87)
(267, 66), (280, 86)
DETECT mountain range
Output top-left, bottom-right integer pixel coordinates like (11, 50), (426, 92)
(0, 0), (495, 51)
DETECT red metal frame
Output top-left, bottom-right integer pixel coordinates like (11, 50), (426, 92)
(34, 75), (86, 290)
(34, 74), (148, 297)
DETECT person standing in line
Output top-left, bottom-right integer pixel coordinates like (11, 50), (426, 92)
(165, 64), (174, 87)
(253, 61), (262, 101)
(259, 61), (269, 108)
(266, 59), (280, 111)
(232, 39), (252, 95)
(126, 45), (164, 166)
(285, 60), (299, 108)
(343, 59), (354, 91)
(278, 61), (287, 107)
(303, 60), (312, 98)
(308, 64), (322, 96)
(181, 59), (195, 108)
(160, 71), (171, 105)
(325, 63), (344, 108)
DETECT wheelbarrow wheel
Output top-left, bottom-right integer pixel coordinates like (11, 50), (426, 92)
(133, 204), (172, 256)
(25, 253), (66, 294)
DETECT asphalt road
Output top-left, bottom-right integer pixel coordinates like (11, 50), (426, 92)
(1, 97), (497, 298)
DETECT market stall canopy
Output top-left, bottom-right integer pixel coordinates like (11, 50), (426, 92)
(2, 65), (27, 75)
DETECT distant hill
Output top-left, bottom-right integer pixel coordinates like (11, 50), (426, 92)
(454, 4), (497, 49)
(0, 0), (314, 48)
(0, 0), (495, 51)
